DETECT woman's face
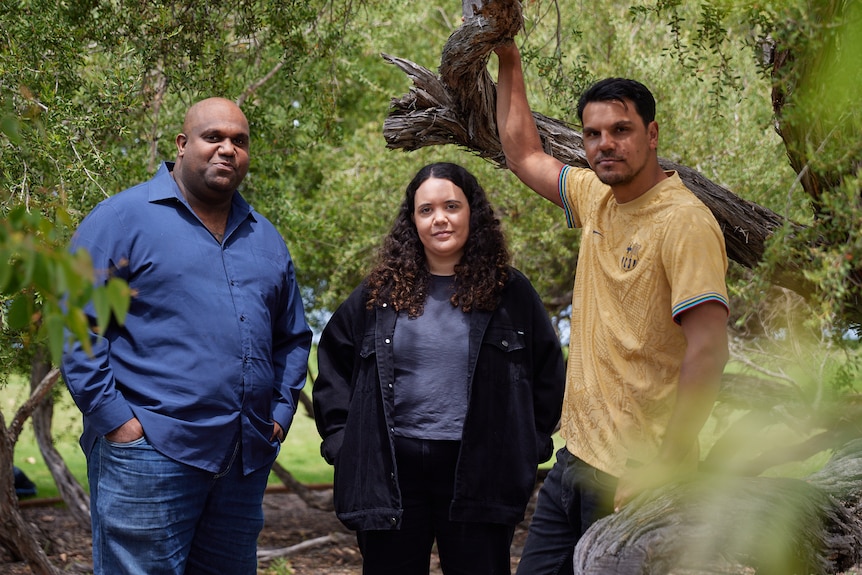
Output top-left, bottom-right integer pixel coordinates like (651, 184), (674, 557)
(412, 177), (471, 275)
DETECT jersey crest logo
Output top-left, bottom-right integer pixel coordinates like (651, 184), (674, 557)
(621, 243), (641, 271)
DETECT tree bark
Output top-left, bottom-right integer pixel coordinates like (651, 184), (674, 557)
(574, 440), (862, 575)
(381, 0), (814, 300)
(30, 351), (91, 530)
(269, 460), (334, 512)
(0, 410), (62, 575)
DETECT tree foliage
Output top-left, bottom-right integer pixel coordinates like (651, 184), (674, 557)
(2, 0), (862, 572)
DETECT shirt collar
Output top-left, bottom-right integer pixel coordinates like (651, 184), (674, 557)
(148, 161), (257, 226)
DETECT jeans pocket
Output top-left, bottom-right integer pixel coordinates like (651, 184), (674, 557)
(105, 435), (148, 448)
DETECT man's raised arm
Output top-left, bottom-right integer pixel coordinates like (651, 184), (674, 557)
(495, 41), (565, 207)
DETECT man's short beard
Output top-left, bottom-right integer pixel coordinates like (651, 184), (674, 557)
(595, 169), (633, 187)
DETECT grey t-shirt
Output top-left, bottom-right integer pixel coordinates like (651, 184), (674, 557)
(391, 275), (470, 440)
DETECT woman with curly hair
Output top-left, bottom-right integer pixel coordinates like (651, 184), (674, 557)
(313, 162), (565, 575)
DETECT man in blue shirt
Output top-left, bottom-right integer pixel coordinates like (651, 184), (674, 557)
(61, 97), (313, 575)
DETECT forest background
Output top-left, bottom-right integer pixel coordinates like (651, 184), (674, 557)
(2, 0), (862, 572)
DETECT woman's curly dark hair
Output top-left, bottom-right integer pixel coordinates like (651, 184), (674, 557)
(366, 162), (510, 316)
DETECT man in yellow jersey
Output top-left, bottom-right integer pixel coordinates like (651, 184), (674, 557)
(494, 40), (730, 575)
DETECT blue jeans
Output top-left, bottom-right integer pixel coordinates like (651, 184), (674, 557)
(87, 435), (270, 575)
(515, 448), (617, 575)
(358, 436), (515, 575)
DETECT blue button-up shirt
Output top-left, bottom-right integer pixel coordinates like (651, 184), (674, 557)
(61, 162), (312, 474)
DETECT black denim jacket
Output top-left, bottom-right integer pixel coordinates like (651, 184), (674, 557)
(313, 268), (565, 531)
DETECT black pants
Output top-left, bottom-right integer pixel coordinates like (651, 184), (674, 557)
(358, 436), (515, 575)
(515, 448), (618, 575)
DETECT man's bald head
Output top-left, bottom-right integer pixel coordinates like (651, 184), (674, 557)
(182, 97), (248, 135)
(173, 97), (250, 205)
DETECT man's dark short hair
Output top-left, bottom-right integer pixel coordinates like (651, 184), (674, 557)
(576, 78), (656, 126)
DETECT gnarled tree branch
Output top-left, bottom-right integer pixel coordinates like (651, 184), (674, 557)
(382, 0), (813, 300)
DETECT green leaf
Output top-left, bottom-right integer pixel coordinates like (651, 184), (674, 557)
(107, 278), (131, 325)
(45, 313), (66, 366)
(1, 261), (20, 295)
(0, 115), (22, 146)
(31, 253), (53, 292)
(7, 294), (33, 330)
(92, 285), (110, 336)
(67, 306), (93, 357)
(0, 253), (11, 293)
(69, 249), (96, 289)
(20, 246), (36, 286)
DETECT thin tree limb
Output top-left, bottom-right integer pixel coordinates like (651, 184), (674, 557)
(237, 60), (285, 108)
(8, 367), (59, 445)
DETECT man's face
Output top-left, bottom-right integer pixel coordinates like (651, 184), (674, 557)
(175, 99), (250, 200)
(581, 98), (657, 189)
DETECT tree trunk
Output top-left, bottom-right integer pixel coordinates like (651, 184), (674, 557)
(574, 440), (862, 575)
(0, 412), (61, 575)
(269, 460), (333, 512)
(381, 0), (814, 301)
(30, 350), (91, 530)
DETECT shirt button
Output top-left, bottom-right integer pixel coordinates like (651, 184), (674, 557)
(501, 340), (508, 347)
(382, 303), (388, 308)
(388, 383), (393, 388)
(384, 338), (391, 344)
(240, 315), (246, 322)
(390, 517), (397, 525)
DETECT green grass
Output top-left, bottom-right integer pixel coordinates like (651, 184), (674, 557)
(274, 408), (333, 485)
(4, 374), (89, 500)
(3, 374), (333, 499)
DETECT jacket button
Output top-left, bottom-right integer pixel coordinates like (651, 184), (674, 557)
(390, 517), (397, 525)
(502, 340), (509, 347)
(384, 338), (391, 344)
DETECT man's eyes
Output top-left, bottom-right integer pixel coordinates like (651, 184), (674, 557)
(202, 135), (248, 145)
(584, 127), (628, 138)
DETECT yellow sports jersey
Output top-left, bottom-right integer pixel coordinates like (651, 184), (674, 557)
(558, 166), (729, 477)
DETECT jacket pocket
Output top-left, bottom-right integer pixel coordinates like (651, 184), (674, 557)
(479, 326), (527, 387)
(359, 329), (377, 358)
(482, 326), (526, 353)
(355, 329), (378, 393)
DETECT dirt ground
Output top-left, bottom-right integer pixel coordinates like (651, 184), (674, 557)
(9, 488), (860, 575)
(1, 486), (532, 574)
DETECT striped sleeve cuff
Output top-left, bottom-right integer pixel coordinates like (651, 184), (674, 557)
(558, 165), (577, 228)
(672, 293), (730, 324)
